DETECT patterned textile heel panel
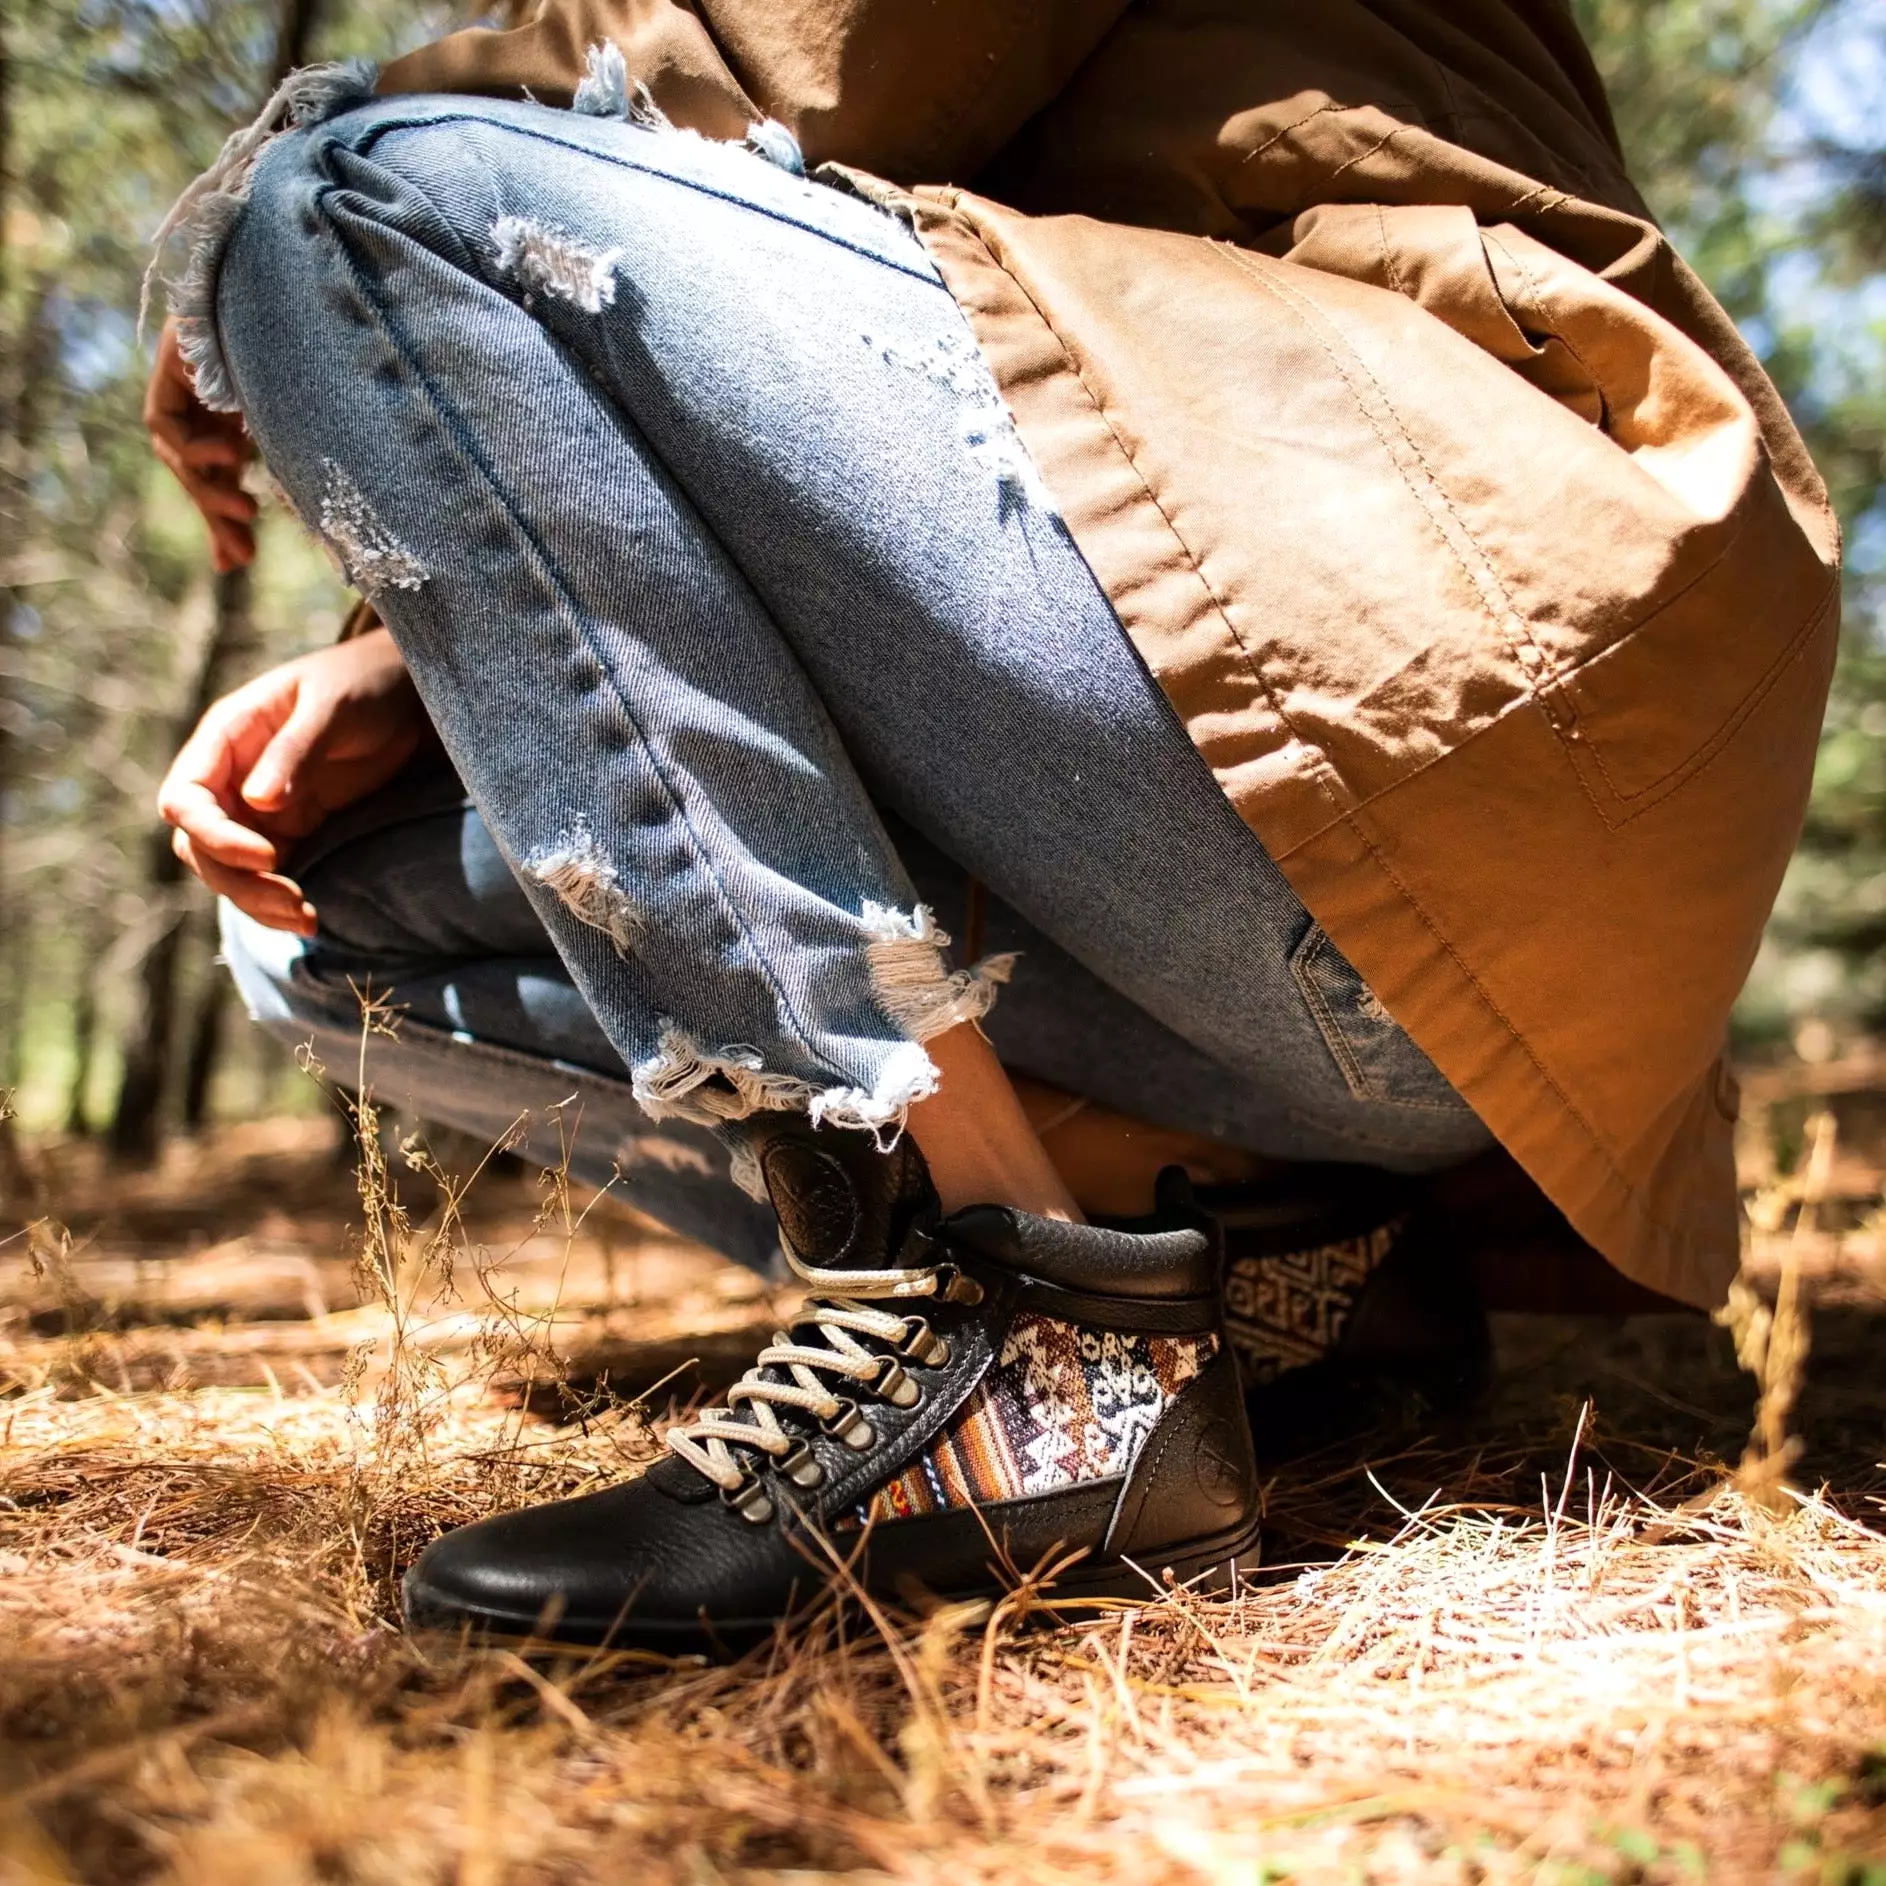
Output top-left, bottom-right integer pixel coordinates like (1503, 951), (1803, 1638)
(845, 1311), (1217, 1528)
(1223, 1215), (1408, 1385)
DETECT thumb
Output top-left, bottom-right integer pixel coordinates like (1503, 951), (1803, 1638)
(240, 679), (329, 811)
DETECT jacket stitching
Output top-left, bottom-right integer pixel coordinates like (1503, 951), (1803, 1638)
(1568, 575), (1841, 824)
(1275, 572), (1834, 853)
(1214, 242), (1572, 735)
(1310, 215), (1829, 829)
(1480, 225), (1608, 424)
(1319, 122), (1423, 194)
(1223, 91), (1614, 209)
(1225, 99), (1362, 178)
(1373, 203), (1409, 298)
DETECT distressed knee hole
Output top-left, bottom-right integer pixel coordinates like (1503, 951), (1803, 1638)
(864, 330), (1056, 515)
(524, 818), (643, 956)
(491, 216), (623, 314)
(317, 460), (428, 599)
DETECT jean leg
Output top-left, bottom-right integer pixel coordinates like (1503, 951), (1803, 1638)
(210, 98), (1002, 1145)
(219, 772), (782, 1272)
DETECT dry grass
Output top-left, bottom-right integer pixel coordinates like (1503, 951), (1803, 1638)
(5, 1080), (1886, 1883)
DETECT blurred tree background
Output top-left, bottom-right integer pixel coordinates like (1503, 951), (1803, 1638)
(0, 0), (1879, 1165)
(0, 0), (455, 1175)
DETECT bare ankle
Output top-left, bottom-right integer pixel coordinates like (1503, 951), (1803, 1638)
(903, 1025), (1084, 1222)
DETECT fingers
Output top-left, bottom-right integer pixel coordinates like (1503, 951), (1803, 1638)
(186, 477), (260, 523)
(158, 687), (290, 870)
(160, 776), (281, 872)
(172, 831), (317, 935)
(145, 318), (258, 570)
(242, 683), (335, 813)
(177, 433), (250, 471)
(208, 520), (257, 574)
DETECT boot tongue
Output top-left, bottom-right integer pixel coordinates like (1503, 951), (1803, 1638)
(747, 1118), (938, 1271)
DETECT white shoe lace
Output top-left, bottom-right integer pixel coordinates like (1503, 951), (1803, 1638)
(666, 1241), (967, 1519)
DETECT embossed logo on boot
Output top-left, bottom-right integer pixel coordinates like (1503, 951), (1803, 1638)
(761, 1144), (860, 1266)
(1193, 1418), (1245, 1507)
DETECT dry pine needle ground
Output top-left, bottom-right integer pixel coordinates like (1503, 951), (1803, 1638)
(3, 1099), (1886, 1884)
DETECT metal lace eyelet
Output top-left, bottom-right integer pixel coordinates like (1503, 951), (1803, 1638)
(720, 1473), (775, 1524)
(775, 1438), (824, 1489)
(934, 1264), (985, 1307)
(866, 1355), (921, 1409)
(895, 1317), (951, 1368)
(821, 1398), (877, 1450)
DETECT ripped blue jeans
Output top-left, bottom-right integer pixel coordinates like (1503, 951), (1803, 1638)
(198, 84), (1491, 1271)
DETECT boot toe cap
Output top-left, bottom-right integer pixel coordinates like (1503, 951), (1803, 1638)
(400, 1478), (797, 1648)
(403, 1497), (653, 1640)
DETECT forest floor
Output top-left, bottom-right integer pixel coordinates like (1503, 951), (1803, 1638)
(5, 1064), (1886, 1885)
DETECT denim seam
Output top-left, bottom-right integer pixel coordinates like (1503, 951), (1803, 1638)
(1288, 922), (1470, 1116)
(344, 108), (939, 288)
(251, 158), (871, 1098)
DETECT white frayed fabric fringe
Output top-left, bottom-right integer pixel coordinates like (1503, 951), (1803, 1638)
(524, 817), (643, 956)
(860, 901), (1016, 1042)
(632, 1025), (825, 1128)
(315, 458), (428, 599)
(491, 216), (623, 314)
(142, 59), (378, 413)
(961, 414), (1059, 514)
(573, 37), (801, 175)
(743, 117), (805, 175)
(631, 1026), (942, 1145)
(629, 903), (1010, 1143)
(571, 41), (675, 130)
(724, 1135), (768, 1201)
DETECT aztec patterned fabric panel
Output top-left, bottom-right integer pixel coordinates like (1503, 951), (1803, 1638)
(1222, 1217), (1406, 1383)
(855, 1313), (1217, 1526)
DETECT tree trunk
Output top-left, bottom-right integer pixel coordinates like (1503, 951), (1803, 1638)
(182, 908), (231, 1131)
(109, 563), (255, 1160)
(0, 0), (28, 1201)
(105, 0), (328, 1162)
(107, 828), (189, 1161)
(65, 919), (104, 1136)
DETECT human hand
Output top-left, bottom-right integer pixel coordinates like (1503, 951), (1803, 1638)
(144, 315), (258, 572)
(158, 629), (433, 935)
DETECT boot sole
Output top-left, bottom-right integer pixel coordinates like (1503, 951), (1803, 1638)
(401, 1512), (1265, 1657)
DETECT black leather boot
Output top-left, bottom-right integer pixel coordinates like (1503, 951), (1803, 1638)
(1199, 1167), (1492, 1459)
(404, 1119), (1262, 1652)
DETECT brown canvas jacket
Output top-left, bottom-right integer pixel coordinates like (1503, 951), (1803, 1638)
(378, 0), (1841, 1308)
